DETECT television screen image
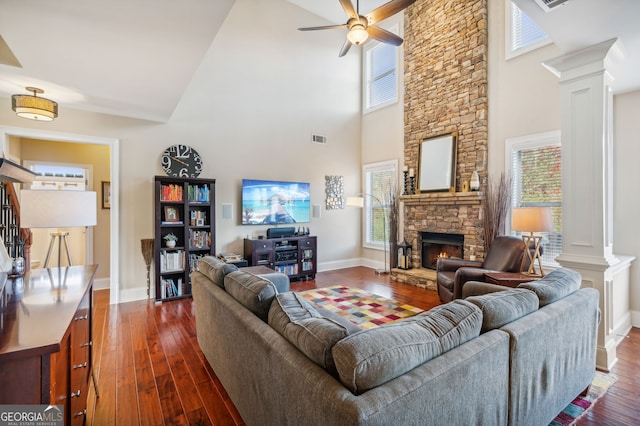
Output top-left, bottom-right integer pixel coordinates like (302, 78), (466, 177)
(242, 179), (310, 225)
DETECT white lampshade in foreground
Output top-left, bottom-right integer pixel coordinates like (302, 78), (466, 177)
(20, 190), (97, 228)
(346, 196), (365, 208)
(511, 207), (552, 233)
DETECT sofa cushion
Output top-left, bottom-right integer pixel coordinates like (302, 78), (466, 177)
(332, 299), (482, 395)
(198, 256), (238, 288)
(224, 271), (277, 321)
(518, 268), (581, 307)
(268, 292), (359, 375)
(256, 272), (291, 293)
(466, 289), (539, 333)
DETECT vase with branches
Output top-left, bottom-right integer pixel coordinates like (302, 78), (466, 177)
(482, 173), (512, 253)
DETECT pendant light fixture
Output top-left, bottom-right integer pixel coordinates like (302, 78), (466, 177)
(12, 86), (58, 121)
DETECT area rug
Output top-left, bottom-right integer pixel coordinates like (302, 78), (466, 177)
(549, 371), (617, 425)
(299, 285), (423, 329)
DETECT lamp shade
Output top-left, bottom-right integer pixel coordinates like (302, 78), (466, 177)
(346, 196), (365, 208)
(20, 190), (97, 228)
(511, 207), (552, 233)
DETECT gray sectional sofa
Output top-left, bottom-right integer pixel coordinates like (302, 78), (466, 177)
(192, 256), (599, 426)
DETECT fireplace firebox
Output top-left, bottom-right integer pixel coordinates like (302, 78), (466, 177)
(421, 231), (464, 269)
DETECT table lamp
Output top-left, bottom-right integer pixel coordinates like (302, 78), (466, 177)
(19, 190), (97, 268)
(511, 207), (552, 277)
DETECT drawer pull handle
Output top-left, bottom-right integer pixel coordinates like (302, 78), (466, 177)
(74, 314), (88, 321)
(71, 390), (81, 398)
(73, 362), (88, 369)
(73, 410), (87, 418)
(80, 341), (92, 348)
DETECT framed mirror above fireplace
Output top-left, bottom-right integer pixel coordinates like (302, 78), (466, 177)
(418, 132), (457, 192)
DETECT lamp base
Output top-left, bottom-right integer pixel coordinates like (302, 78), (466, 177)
(520, 233), (545, 277)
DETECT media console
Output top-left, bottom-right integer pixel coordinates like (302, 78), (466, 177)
(243, 235), (316, 280)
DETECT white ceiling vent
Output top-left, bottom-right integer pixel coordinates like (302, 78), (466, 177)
(534, 0), (571, 12)
(311, 134), (327, 144)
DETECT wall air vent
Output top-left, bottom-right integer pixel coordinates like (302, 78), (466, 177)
(534, 0), (571, 12)
(311, 134), (327, 144)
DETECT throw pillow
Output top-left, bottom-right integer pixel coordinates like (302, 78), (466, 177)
(224, 271), (277, 322)
(518, 267), (581, 307)
(269, 292), (359, 376)
(332, 299), (482, 395)
(198, 256), (238, 288)
(466, 288), (539, 333)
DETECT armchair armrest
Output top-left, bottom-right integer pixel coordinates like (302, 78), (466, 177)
(437, 257), (483, 272)
(452, 267), (496, 299)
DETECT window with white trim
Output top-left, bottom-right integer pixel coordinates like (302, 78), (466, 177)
(362, 160), (397, 249)
(508, 132), (562, 266)
(363, 25), (399, 113)
(506, 0), (550, 59)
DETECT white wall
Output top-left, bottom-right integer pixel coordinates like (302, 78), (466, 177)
(488, 0), (640, 323)
(0, 0), (364, 301)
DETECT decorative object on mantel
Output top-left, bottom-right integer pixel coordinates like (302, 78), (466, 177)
(419, 132), (458, 192)
(512, 207), (552, 277)
(461, 180), (470, 193)
(482, 173), (512, 252)
(324, 175), (345, 209)
(163, 233), (178, 248)
(141, 238), (154, 298)
(470, 170), (480, 191)
(402, 166), (410, 195)
(408, 168), (415, 194)
(397, 239), (412, 270)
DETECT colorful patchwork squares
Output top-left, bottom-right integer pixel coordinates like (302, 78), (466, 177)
(299, 285), (423, 329)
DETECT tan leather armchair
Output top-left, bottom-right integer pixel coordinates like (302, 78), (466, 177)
(436, 236), (526, 303)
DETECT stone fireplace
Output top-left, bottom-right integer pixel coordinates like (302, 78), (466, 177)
(421, 231), (464, 269)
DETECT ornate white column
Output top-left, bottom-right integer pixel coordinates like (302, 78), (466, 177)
(543, 39), (635, 371)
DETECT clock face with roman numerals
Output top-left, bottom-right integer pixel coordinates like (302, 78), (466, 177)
(161, 145), (203, 178)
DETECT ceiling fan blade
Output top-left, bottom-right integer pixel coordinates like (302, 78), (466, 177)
(366, 0), (417, 25)
(298, 24), (348, 31)
(338, 39), (353, 57)
(339, 0), (358, 19)
(367, 25), (404, 46)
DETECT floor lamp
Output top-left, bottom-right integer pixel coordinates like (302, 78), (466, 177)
(347, 194), (389, 275)
(19, 189), (97, 268)
(511, 207), (552, 277)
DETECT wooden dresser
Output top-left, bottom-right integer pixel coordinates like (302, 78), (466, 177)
(0, 265), (97, 425)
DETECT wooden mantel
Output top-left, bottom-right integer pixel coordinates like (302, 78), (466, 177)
(400, 191), (483, 206)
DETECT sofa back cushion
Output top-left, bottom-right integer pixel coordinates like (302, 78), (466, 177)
(332, 299), (482, 395)
(268, 292), (359, 375)
(198, 256), (238, 288)
(224, 271), (277, 321)
(518, 268), (581, 307)
(466, 289), (539, 333)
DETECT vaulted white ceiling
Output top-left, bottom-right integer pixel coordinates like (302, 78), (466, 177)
(0, 0), (638, 123)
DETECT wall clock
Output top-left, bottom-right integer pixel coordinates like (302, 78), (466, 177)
(161, 144), (202, 178)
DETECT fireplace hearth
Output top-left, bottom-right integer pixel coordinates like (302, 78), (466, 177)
(421, 231), (464, 270)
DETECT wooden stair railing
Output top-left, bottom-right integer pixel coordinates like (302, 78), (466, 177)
(0, 181), (31, 273)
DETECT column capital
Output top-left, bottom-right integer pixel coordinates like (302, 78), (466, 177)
(542, 38), (624, 82)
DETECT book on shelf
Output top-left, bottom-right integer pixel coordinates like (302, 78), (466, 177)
(161, 277), (183, 299)
(160, 184), (183, 201)
(189, 253), (206, 272)
(275, 263), (298, 276)
(189, 229), (211, 249)
(189, 210), (207, 226)
(188, 184), (210, 203)
(162, 220), (184, 225)
(160, 250), (185, 272)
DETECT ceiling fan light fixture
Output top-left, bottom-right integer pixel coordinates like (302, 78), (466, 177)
(11, 87), (58, 121)
(347, 24), (369, 45)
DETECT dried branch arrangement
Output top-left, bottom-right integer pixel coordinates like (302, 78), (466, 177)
(483, 173), (512, 252)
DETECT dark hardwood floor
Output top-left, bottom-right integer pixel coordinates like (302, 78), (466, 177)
(87, 266), (639, 425)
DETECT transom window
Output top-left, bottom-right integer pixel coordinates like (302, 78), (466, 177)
(506, 0), (550, 59)
(363, 24), (399, 113)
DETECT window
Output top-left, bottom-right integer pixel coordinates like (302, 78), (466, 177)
(507, 131), (561, 266)
(506, 0), (550, 59)
(362, 160), (397, 249)
(363, 25), (399, 112)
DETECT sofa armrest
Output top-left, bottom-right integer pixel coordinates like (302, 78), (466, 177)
(256, 272), (290, 293)
(437, 257), (483, 272)
(462, 281), (512, 298)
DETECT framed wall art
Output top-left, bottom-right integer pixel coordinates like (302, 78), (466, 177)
(418, 132), (458, 192)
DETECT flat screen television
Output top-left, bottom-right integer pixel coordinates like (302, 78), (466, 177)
(241, 179), (311, 225)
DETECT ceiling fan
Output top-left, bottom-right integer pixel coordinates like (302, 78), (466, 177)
(298, 0), (417, 57)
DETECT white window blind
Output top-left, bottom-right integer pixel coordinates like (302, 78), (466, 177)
(510, 137), (562, 265)
(364, 31), (398, 112)
(363, 160), (397, 248)
(506, 1), (550, 59)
